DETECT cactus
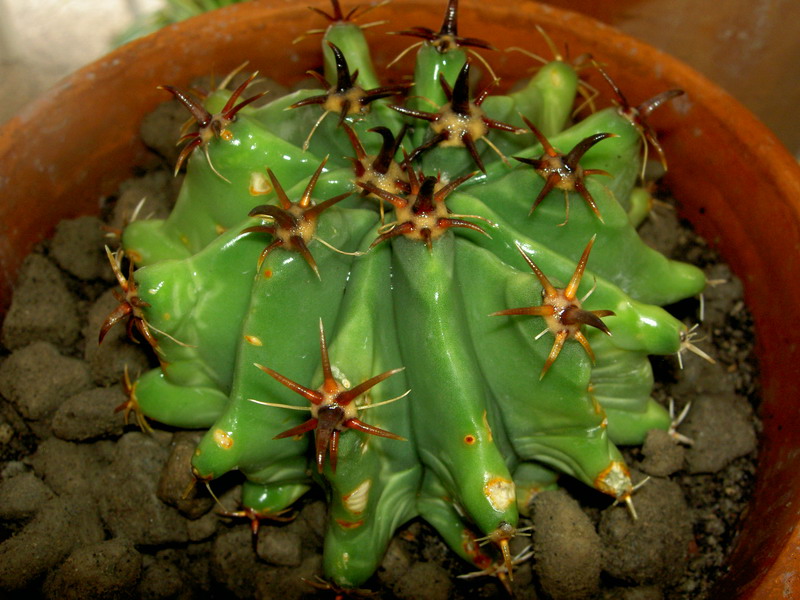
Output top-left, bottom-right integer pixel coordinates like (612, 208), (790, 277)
(105, 0), (706, 590)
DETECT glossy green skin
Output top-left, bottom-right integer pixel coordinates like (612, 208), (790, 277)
(120, 18), (705, 588)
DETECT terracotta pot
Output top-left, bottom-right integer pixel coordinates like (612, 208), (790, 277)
(1, 1), (798, 596)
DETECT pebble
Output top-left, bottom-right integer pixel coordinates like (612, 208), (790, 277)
(639, 428), (685, 477)
(603, 585), (664, 599)
(393, 561), (452, 600)
(0, 495), (104, 591)
(98, 432), (190, 545)
(112, 170), (176, 230)
(0, 402), (33, 459)
(51, 385), (127, 441)
(700, 264), (744, 327)
(0, 254), (82, 351)
(295, 498), (327, 549)
(599, 477), (693, 585)
(0, 470), (55, 522)
(0, 341), (93, 421)
(157, 431), (215, 519)
(211, 526), (265, 599)
(377, 537), (412, 587)
(139, 101), (187, 168)
(0, 421), (13, 446)
(681, 394), (757, 474)
(670, 356), (737, 399)
(43, 537), (142, 600)
(256, 525), (303, 567)
(532, 488), (602, 600)
(50, 215), (114, 282)
(61, 492), (107, 546)
(28, 436), (112, 498)
(137, 557), (185, 600)
(254, 554), (323, 600)
(186, 509), (220, 542)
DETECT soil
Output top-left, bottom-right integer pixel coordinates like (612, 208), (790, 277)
(0, 96), (760, 599)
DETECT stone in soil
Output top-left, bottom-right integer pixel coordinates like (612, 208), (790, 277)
(0, 254), (82, 351)
(28, 436), (113, 498)
(680, 394), (758, 474)
(137, 555), (186, 600)
(157, 431), (215, 519)
(377, 537), (413, 587)
(139, 101), (187, 167)
(0, 340), (92, 423)
(531, 488), (602, 600)
(294, 498), (327, 550)
(603, 585), (665, 599)
(50, 215), (115, 283)
(639, 428), (686, 477)
(253, 554), (324, 600)
(0, 470), (55, 523)
(43, 537), (142, 600)
(0, 494), (105, 591)
(256, 523), (303, 567)
(599, 476), (694, 585)
(393, 560), (453, 600)
(51, 384), (127, 441)
(109, 169), (177, 235)
(98, 431), (192, 545)
(0, 401), (34, 461)
(212, 525), (270, 599)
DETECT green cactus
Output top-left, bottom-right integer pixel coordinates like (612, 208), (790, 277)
(104, 0), (706, 590)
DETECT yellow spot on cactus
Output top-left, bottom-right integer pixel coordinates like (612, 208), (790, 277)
(221, 129), (234, 141)
(343, 479), (371, 515)
(263, 269), (273, 278)
(162, 313), (171, 321)
(463, 434), (476, 445)
(481, 410), (493, 442)
(595, 461), (632, 498)
(335, 519), (363, 530)
(244, 334), (263, 346)
(179, 234), (190, 247)
(549, 69), (565, 87)
(461, 529), (480, 555)
(215, 224), (226, 235)
(249, 171), (273, 196)
(483, 477), (515, 511)
(461, 529), (492, 568)
(213, 428), (234, 450)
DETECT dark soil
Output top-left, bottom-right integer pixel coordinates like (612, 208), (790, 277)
(0, 96), (759, 599)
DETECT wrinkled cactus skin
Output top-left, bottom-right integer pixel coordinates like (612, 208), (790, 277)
(116, 4), (705, 588)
